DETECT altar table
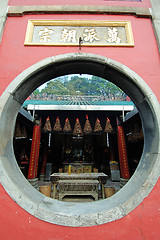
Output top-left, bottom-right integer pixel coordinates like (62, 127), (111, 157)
(50, 173), (107, 200)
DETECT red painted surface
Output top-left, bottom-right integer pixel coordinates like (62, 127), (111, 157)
(1, 179), (160, 240)
(0, 14), (159, 98)
(8, 0), (151, 7)
(28, 125), (41, 179)
(1, 2), (160, 239)
(117, 126), (130, 179)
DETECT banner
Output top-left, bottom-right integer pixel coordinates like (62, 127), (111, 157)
(35, 122), (41, 178)
(117, 125), (130, 179)
(28, 124), (41, 179)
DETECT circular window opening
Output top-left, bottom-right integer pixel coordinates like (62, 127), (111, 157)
(14, 74), (143, 203)
(0, 53), (160, 227)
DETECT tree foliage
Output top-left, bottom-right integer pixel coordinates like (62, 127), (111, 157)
(37, 74), (123, 96)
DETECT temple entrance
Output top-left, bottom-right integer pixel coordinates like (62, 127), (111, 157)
(0, 53), (159, 226)
(13, 80), (143, 202)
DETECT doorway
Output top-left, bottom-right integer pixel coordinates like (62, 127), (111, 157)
(0, 53), (160, 226)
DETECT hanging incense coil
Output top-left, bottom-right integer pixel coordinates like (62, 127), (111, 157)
(83, 115), (92, 134)
(104, 118), (114, 133)
(43, 116), (52, 132)
(14, 121), (22, 138)
(53, 117), (62, 131)
(94, 118), (102, 132)
(139, 127), (144, 140)
(127, 123), (144, 142)
(73, 118), (83, 136)
(63, 118), (72, 132)
(21, 125), (27, 138)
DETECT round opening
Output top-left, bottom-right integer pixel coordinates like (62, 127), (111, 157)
(0, 53), (160, 227)
(15, 73), (140, 202)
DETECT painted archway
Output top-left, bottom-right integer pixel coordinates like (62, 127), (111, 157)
(0, 52), (160, 227)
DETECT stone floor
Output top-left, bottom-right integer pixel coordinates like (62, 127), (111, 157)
(62, 195), (95, 202)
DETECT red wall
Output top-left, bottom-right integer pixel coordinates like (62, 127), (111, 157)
(1, 2), (160, 239)
(8, 0), (151, 7)
(0, 14), (160, 98)
(1, 180), (160, 240)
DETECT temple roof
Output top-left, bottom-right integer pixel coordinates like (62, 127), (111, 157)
(23, 99), (134, 111)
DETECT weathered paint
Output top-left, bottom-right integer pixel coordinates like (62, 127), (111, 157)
(0, 0), (160, 239)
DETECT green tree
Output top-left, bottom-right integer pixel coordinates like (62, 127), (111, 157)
(41, 79), (69, 95)
(33, 89), (40, 95)
(39, 74), (124, 97)
(67, 76), (90, 95)
(89, 76), (123, 96)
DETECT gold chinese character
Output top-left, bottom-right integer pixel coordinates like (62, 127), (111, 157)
(107, 27), (121, 44)
(60, 28), (77, 42)
(83, 28), (100, 43)
(39, 27), (54, 42)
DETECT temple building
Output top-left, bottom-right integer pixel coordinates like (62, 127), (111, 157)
(13, 94), (143, 201)
(0, 0), (160, 239)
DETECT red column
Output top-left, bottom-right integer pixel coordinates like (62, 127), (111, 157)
(35, 123), (41, 178)
(117, 125), (130, 179)
(28, 124), (41, 179)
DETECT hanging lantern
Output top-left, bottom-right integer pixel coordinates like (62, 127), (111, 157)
(83, 114), (92, 134)
(43, 116), (52, 132)
(105, 118), (114, 133)
(53, 117), (62, 131)
(94, 118), (102, 132)
(73, 118), (83, 136)
(63, 118), (72, 132)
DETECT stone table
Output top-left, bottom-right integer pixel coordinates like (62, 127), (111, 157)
(50, 172), (107, 200)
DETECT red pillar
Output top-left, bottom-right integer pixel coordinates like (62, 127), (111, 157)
(35, 122), (41, 178)
(117, 125), (130, 179)
(28, 123), (41, 179)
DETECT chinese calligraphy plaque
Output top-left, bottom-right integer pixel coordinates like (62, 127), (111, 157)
(25, 20), (134, 47)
